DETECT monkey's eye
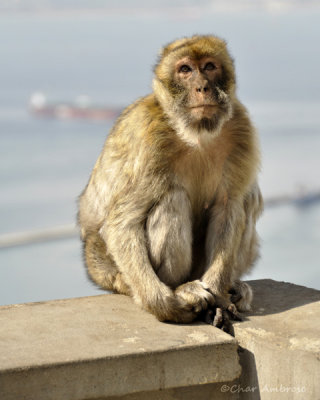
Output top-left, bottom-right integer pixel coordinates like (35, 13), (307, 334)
(204, 62), (217, 71)
(179, 64), (192, 73)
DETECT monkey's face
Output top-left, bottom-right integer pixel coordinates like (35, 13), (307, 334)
(153, 35), (236, 135)
(172, 56), (230, 131)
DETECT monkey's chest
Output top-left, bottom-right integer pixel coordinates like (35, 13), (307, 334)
(173, 142), (229, 215)
(176, 162), (222, 215)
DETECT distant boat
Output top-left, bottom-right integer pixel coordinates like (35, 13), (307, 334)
(264, 189), (320, 208)
(294, 191), (320, 208)
(29, 92), (122, 121)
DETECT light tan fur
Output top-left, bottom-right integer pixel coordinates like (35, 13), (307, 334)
(78, 35), (263, 323)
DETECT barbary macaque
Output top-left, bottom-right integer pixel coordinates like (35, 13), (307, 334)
(78, 35), (263, 331)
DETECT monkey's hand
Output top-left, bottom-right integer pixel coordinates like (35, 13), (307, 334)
(141, 283), (202, 324)
(174, 280), (215, 319)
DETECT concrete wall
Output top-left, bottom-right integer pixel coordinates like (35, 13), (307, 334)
(0, 279), (319, 400)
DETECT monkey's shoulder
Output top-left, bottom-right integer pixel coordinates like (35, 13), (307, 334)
(104, 94), (181, 163)
(109, 94), (166, 136)
(93, 95), (177, 191)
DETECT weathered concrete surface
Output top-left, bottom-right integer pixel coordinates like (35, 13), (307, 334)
(234, 279), (320, 400)
(99, 381), (240, 400)
(0, 279), (319, 400)
(0, 294), (240, 400)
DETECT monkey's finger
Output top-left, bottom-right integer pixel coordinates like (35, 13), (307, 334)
(194, 303), (208, 314)
(193, 303), (204, 313)
(195, 291), (216, 313)
(213, 307), (224, 328)
(205, 292), (216, 307)
(199, 282), (216, 307)
(203, 309), (215, 325)
(201, 292), (215, 309)
(227, 303), (243, 321)
(221, 311), (232, 333)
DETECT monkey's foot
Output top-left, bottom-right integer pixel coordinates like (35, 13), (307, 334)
(229, 280), (253, 312)
(200, 303), (242, 333)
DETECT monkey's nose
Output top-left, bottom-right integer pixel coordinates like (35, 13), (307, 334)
(196, 85), (210, 93)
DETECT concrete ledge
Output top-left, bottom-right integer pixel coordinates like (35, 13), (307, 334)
(0, 294), (240, 400)
(0, 279), (319, 400)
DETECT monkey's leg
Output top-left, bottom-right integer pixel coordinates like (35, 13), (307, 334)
(228, 189), (262, 312)
(202, 188), (262, 330)
(228, 235), (259, 313)
(228, 230), (259, 312)
(146, 189), (193, 288)
(84, 232), (131, 296)
(146, 189), (215, 315)
(198, 200), (246, 330)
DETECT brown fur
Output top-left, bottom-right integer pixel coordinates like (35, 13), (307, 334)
(78, 35), (263, 323)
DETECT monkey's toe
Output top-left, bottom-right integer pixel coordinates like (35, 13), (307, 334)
(201, 307), (232, 333)
(227, 303), (243, 321)
(201, 302), (242, 334)
(212, 307), (223, 327)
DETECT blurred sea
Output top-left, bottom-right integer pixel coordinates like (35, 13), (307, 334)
(0, 6), (320, 305)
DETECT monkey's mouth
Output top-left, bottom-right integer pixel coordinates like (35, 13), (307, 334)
(189, 104), (219, 119)
(190, 104), (218, 109)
